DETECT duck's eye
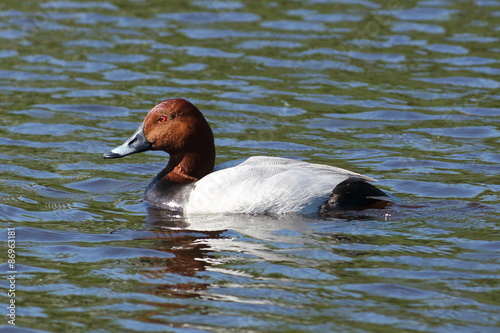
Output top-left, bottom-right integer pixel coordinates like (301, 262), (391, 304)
(158, 115), (168, 122)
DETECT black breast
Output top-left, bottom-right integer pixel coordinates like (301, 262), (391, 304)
(144, 178), (196, 213)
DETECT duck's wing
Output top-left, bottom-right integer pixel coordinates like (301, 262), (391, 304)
(214, 156), (375, 181)
(186, 156), (381, 215)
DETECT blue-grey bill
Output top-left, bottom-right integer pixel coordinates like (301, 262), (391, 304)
(103, 124), (152, 159)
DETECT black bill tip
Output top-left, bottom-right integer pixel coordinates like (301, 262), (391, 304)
(103, 151), (123, 159)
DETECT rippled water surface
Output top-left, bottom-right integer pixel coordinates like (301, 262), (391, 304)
(1, 0), (499, 332)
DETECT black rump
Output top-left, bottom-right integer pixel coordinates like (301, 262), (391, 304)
(321, 178), (392, 212)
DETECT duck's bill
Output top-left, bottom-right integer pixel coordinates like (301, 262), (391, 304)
(103, 124), (152, 159)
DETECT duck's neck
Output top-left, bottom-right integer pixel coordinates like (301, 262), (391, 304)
(160, 149), (215, 184)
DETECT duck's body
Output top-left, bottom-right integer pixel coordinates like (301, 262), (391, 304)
(104, 99), (391, 215)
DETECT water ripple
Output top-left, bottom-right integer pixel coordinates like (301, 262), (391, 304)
(0, 0), (498, 332)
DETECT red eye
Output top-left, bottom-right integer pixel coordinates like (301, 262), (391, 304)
(158, 115), (168, 122)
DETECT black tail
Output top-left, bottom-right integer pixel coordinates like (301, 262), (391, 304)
(321, 178), (392, 212)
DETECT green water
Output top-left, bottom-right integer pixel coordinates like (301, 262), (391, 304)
(0, 0), (499, 332)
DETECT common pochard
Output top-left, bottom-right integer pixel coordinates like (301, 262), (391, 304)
(104, 99), (391, 215)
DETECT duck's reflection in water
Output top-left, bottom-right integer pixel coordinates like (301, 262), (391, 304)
(136, 208), (221, 290)
(119, 207), (317, 327)
(120, 206), (394, 327)
(132, 207), (316, 286)
(135, 206), (393, 285)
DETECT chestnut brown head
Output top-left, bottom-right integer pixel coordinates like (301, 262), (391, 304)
(103, 99), (215, 161)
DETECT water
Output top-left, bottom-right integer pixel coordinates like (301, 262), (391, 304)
(1, 0), (499, 332)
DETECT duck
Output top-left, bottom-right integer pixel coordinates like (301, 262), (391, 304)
(103, 98), (391, 215)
